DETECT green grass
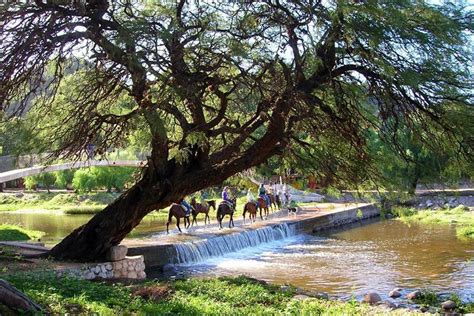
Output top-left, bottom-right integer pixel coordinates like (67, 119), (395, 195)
(412, 289), (439, 306)
(391, 205), (474, 241)
(0, 224), (45, 241)
(0, 192), (118, 213)
(456, 226), (474, 240)
(2, 273), (418, 315)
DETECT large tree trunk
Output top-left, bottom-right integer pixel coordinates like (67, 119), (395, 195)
(48, 168), (179, 261)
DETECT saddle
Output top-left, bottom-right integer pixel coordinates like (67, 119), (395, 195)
(220, 200), (234, 210)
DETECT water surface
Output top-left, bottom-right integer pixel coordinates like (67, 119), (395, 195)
(172, 220), (474, 301)
(0, 211), (168, 245)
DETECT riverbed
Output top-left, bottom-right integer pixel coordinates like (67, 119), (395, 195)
(165, 219), (474, 302)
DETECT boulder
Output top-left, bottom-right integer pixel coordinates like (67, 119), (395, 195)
(426, 200), (433, 207)
(441, 300), (456, 311)
(389, 289), (401, 298)
(363, 292), (382, 305)
(407, 290), (421, 300)
(377, 301), (396, 309)
(106, 245), (128, 261)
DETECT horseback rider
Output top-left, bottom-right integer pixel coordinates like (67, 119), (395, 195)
(222, 186), (234, 210)
(258, 183), (270, 207)
(179, 197), (193, 217)
(247, 188), (258, 209)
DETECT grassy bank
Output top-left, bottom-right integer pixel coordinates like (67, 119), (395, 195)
(391, 205), (474, 240)
(0, 224), (44, 241)
(2, 272), (415, 315)
(0, 192), (118, 214)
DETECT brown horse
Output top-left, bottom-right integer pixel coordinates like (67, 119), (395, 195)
(166, 204), (191, 234)
(243, 201), (260, 223)
(257, 197), (269, 219)
(267, 194), (280, 211)
(216, 198), (236, 229)
(190, 198), (216, 226)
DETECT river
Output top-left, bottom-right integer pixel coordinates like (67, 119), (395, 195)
(1, 210), (473, 301)
(165, 219), (474, 302)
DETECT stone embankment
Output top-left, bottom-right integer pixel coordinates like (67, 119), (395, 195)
(57, 245), (146, 280)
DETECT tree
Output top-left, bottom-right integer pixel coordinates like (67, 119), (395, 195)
(0, 1), (472, 261)
(24, 173), (56, 193)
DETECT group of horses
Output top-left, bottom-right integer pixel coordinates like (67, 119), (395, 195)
(166, 194), (281, 233)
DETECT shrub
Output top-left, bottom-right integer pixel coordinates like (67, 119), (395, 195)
(54, 170), (75, 189)
(24, 173), (56, 192)
(0, 224), (44, 241)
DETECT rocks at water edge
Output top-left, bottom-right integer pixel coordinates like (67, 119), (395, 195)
(106, 245), (128, 261)
(363, 292), (382, 305)
(377, 301), (396, 309)
(294, 288), (329, 300)
(406, 290), (421, 300)
(441, 300), (456, 311)
(389, 288), (402, 298)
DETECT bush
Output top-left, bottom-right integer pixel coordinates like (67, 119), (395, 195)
(72, 167), (136, 193)
(24, 173), (56, 192)
(72, 169), (98, 193)
(54, 170), (75, 189)
(0, 224), (44, 241)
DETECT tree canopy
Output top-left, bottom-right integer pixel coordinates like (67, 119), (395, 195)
(0, 0), (472, 260)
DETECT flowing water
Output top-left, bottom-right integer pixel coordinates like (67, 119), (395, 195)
(166, 219), (474, 301)
(0, 211), (168, 244)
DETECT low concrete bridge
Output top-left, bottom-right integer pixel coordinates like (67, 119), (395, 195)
(0, 160), (146, 184)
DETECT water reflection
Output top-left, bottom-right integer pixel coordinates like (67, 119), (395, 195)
(0, 211), (169, 245)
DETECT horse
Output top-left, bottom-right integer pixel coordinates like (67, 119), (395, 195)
(243, 201), (260, 223)
(166, 203), (191, 234)
(257, 197), (269, 219)
(267, 193), (280, 211)
(216, 198), (236, 229)
(190, 198), (216, 226)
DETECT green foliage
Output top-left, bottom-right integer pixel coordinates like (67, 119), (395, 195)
(412, 289), (439, 306)
(456, 226), (474, 240)
(392, 206), (474, 241)
(0, 192), (117, 212)
(54, 170), (75, 189)
(72, 167), (136, 193)
(0, 224), (44, 241)
(72, 169), (98, 193)
(24, 173), (57, 192)
(2, 273), (412, 315)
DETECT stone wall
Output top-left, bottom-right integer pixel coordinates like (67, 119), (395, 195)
(57, 247), (147, 280)
(82, 255), (146, 280)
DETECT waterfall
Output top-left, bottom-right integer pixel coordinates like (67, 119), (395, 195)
(173, 223), (295, 264)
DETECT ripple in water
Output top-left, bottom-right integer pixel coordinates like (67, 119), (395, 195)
(172, 220), (474, 302)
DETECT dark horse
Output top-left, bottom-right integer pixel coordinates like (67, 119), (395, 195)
(217, 198), (236, 229)
(267, 193), (280, 211)
(190, 198), (216, 226)
(166, 203), (191, 234)
(257, 197), (269, 219)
